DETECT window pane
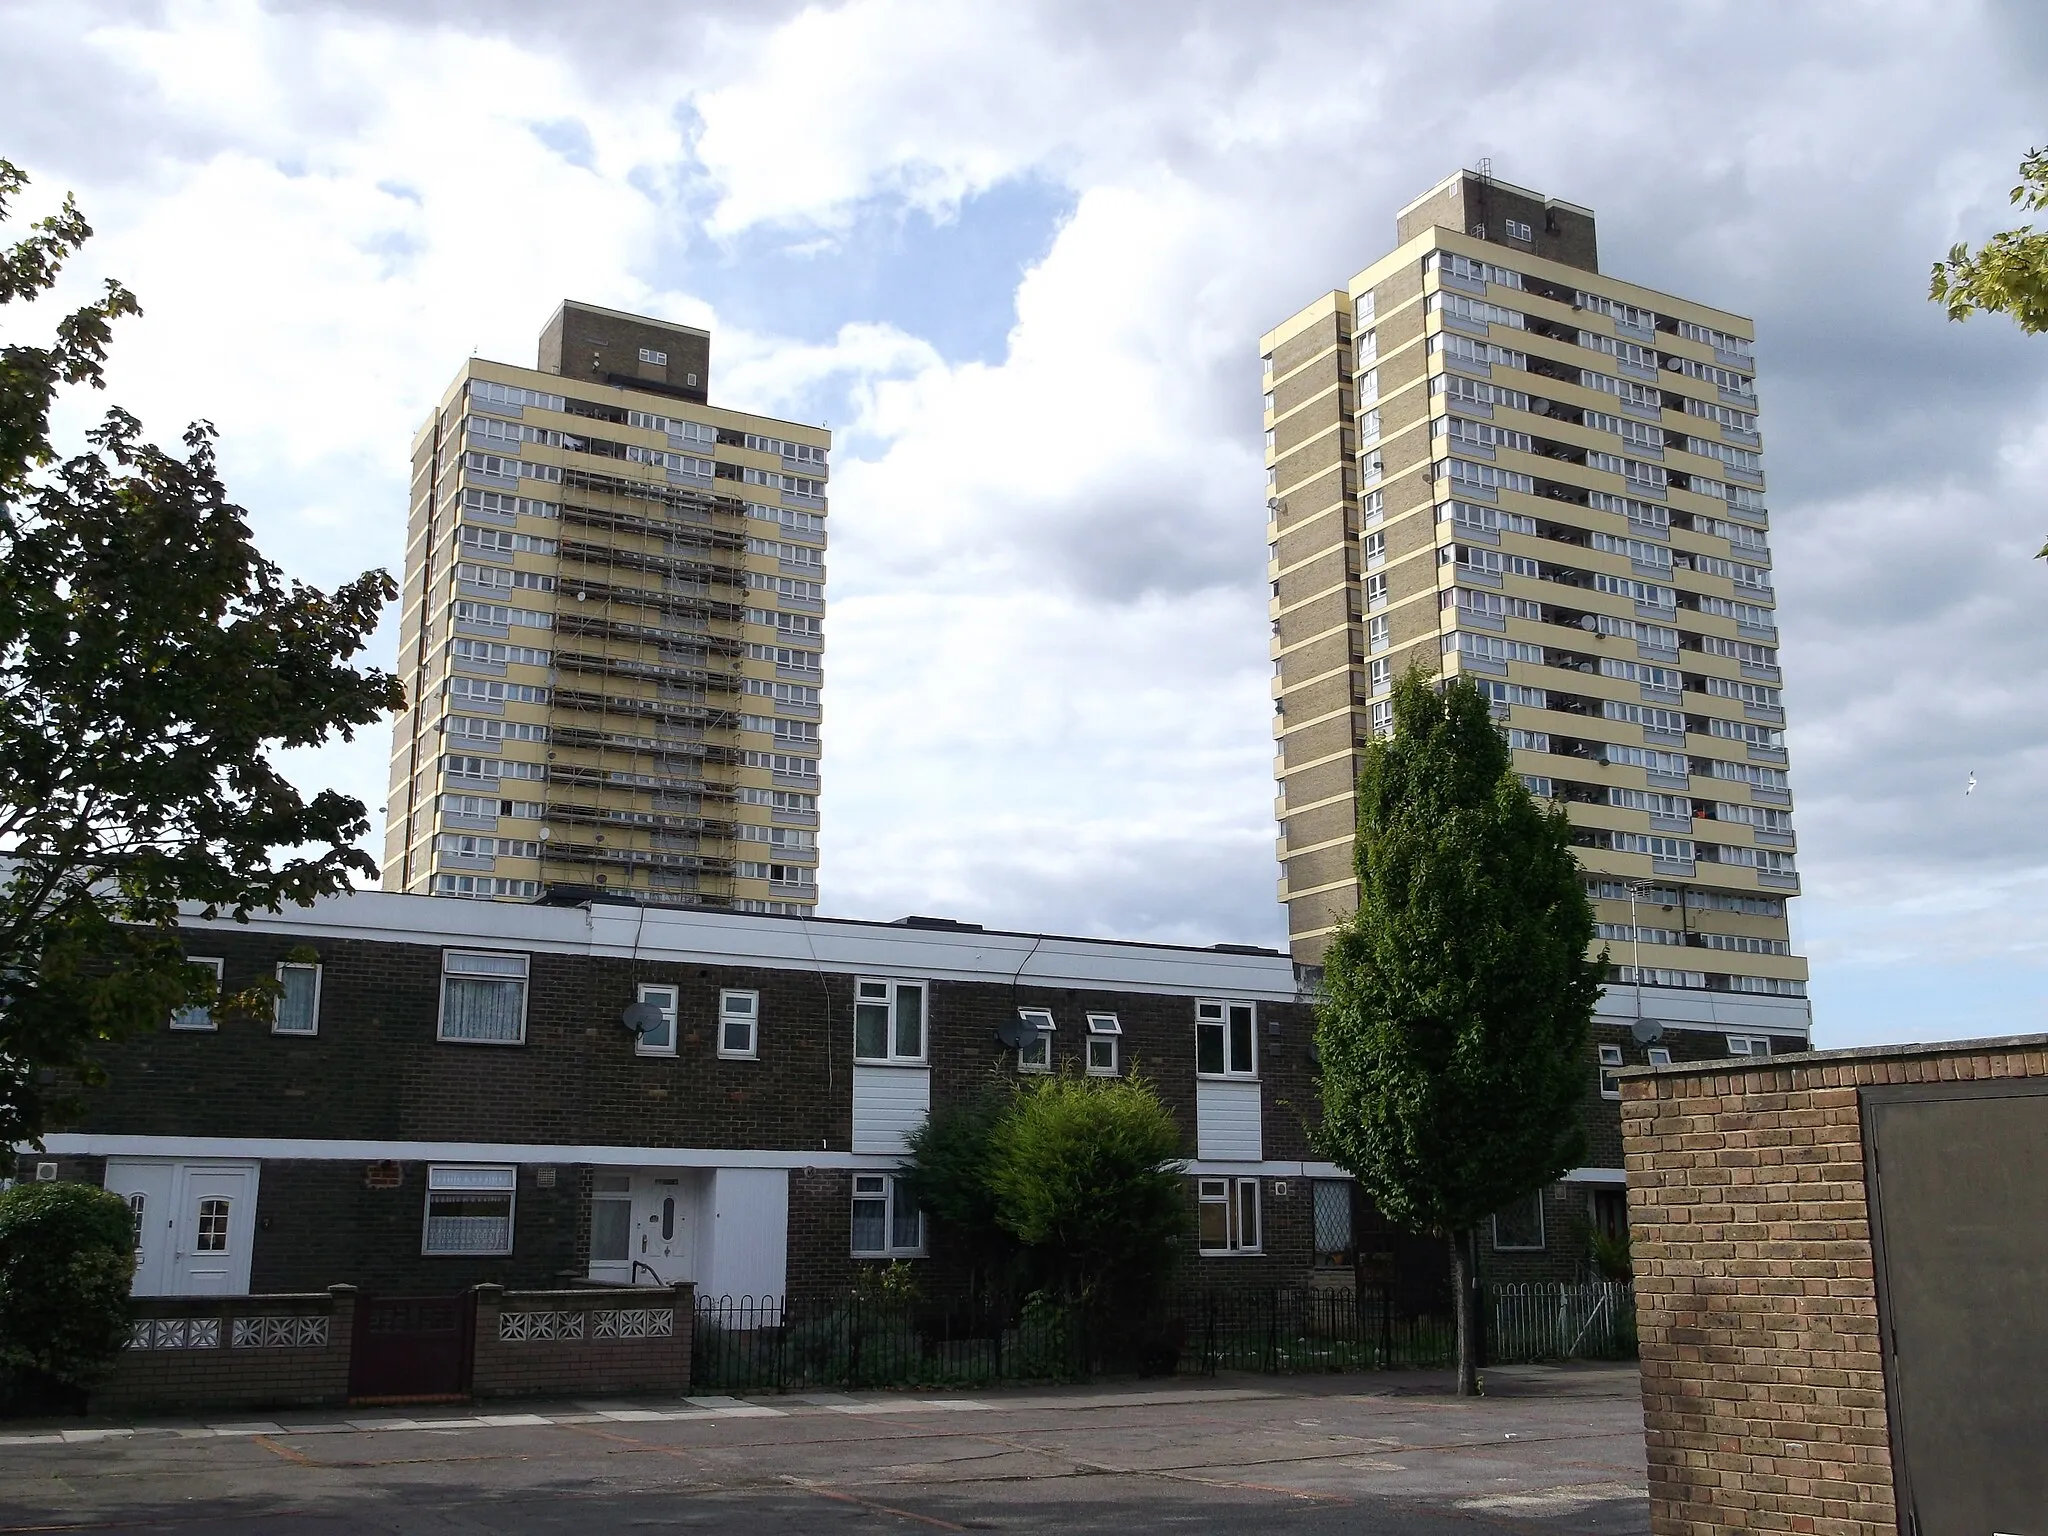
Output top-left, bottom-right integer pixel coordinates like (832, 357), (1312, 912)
(1236, 1182), (1259, 1250)
(1088, 1037), (1115, 1072)
(443, 977), (524, 1041)
(1313, 1181), (1353, 1265)
(851, 1195), (886, 1253)
(276, 966), (318, 1032)
(889, 1181), (921, 1250)
(446, 952), (527, 978)
(1020, 1033), (1049, 1070)
(723, 992), (756, 1016)
(854, 1001), (889, 1058)
(590, 1199), (631, 1262)
(1198, 1195), (1229, 1250)
(1196, 1021), (1225, 1075)
(1492, 1189), (1546, 1250)
(893, 985), (922, 1058)
(426, 1193), (513, 1253)
(641, 1014), (673, 1050)
(1228, 1005), (1255, 1074)
(723, 1016), (754, 1054)
(196, 1198), (231, 1252)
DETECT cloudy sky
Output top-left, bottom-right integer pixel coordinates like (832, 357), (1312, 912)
(4, 0), (2046, 1048)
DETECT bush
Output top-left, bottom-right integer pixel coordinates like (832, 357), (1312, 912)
(0, 1182), (134, 1390)
(987, 1070), (1187, 1312)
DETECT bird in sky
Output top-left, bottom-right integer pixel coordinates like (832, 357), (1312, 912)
(1966, 771), (1977, 796)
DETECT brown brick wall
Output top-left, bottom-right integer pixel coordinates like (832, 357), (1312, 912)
(1621, 1042), (2048, 1535)
(471, 1284), (693, 1398)
(1271, 313), (1341, 379)
(93, 1289), (357, 1415)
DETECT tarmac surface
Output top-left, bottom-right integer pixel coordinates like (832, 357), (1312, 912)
(0, 1365), (1649, 1534)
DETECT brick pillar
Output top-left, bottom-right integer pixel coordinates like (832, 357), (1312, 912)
(671, 1282), (696, 1393)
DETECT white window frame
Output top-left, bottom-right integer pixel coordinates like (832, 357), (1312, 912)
(637, 346), (667, 366)
(421, 1164), (517, 1257)
(272, 961), (322, 1037)
(1598, 1043), (1624, 1099)
(1492, 1188), (1547, 1251)
(1646, 1046), (1673, 1068)
(719, 989), (759, 1060)
(850, 1173), (925, 1257)
(1085, 1013), (1121, 1076)
(1197, 1177), (1262, 1255)
(437, 950), (530, 1045)
(1195, 999), (1257, 1079)
(853, 977), (926, 1064)
(636, 982), (678, 1057)
(1726, 1034), (1772, 1057)
(1016, 1007), (1055, 1073)
(171, 957), (224, 1031)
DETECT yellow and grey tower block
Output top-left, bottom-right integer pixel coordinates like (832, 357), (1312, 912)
(382, 301), (827, 915)
(1262, 172), (1807, 1038)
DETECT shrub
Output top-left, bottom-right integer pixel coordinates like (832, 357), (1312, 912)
(987, 1070), (1187, 1311)
(0, 1182), (134, 1389)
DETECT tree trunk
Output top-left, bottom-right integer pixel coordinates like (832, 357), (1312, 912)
(1450, 1227), (1479, 1397)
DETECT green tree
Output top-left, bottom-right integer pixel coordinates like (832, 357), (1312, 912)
(1314, 667), (1602, 1395)
(0, 159), (403, 1162)
(1931, 147), (2048, 558)
(0, 1181), (136, 1396)
(986, 1069), (1187, 1312)
(900, 1074), (1018, 1297)
(1931, 147), (2048, 335)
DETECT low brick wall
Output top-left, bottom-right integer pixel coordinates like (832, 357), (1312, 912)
(1620, 1039), (2048, 1536)
(94, 1287), (357, 1415)
(472, 1283), (694, 1399)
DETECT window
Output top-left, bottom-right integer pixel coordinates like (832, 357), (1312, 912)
(854, 977), (926, 1063)
(720, 990), (759, 1059)
(422, 1165), (516, 1255)
(1198, 1178), (1261, 1254)
(1016, 1007), (1054, 1072)
(1313, 1180), (1354, 1269)
(1646, 1046), (1673, 1068)
(273, 962), (321, 1036)
(171, 957), (224, 1031)
(1363, 571), (1388, 611)
(636, 983), (677, 1056)
(195, 1197), (231, 1252)
(1085, 1013), (1121, 1075)
(851, 1174), (923, 1256)
(126, 1193), (147, 1254)
(1362, 530), (1386, 568)
(1492, 1189), (1546, 1251)
(1505, 217), (1533, 242)
(439, 951), (530, 1044)
(1726, 1035), (1773, 1058)
(1598, 1043), (1624, 1098)
(590, 1173), (631, 1263)
(1368, 657), (1391, 696)
(638, 346), (667, 366)
(1367, 614), (1390, 654)
(1195, 1000), (1256, 1077)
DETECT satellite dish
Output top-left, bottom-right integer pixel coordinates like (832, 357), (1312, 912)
(1631, 1017), (1666, 1045)
(995, 1014), (1038, 1051)
(1578, 614), (1600, 633)
(621, 1001), (665, 1037)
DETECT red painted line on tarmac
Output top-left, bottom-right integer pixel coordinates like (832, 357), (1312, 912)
(782, 1477), (971, 1531)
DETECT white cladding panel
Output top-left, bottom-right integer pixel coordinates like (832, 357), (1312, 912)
(1195, 1080), (1263, 1162)
(851, 1065), (931, 1155)
(703, 1167), (789, 1302)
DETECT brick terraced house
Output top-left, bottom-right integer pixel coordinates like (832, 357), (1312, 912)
(29, 890), (1803, 1301)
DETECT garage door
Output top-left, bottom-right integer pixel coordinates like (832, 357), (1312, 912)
(1865, 1080), (2048, 1534)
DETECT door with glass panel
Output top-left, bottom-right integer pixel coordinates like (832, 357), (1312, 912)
(167, 1163), (259, 1295)
(628, 1174), (696, 1285)
(588, 1173), (634, 1283)
(102, 1160), (176, 1295)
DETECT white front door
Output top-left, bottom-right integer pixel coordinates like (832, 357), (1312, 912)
(104, 1160), (259, 1296)
(630, 1174), (696, 1286)
(170, 1164), (258, 1295)
(103, 1160), (176, 1296)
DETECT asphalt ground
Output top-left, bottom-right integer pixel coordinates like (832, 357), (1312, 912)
(0, 1365), (1649, 1535)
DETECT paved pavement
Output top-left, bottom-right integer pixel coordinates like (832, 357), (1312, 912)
(0, 1365), (1649, 1534)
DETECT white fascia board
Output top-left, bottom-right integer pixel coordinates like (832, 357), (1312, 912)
(1594, 984), (1810, 1036)
(172, 890), (1303, 1002)
(39, 1132), (1351, 1182)
(1561, 1166), (1627, 1185)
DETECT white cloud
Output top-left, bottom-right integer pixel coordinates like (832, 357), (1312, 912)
(8, 0), (2048, 1034)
